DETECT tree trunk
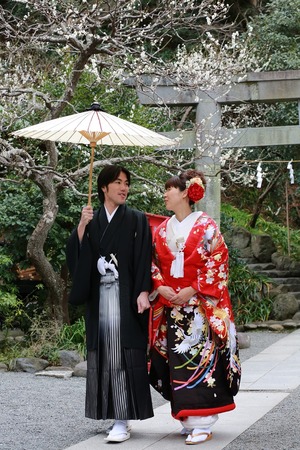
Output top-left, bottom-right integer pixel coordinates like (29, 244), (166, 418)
(60, 262), (70, 324)
(26, 197), (66, 323)
(26, 142), (66, 324)
(248, 168), (283, 229)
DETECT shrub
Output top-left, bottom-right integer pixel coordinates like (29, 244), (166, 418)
(222, 211), (273, 324)
(26, 314), (86, 364)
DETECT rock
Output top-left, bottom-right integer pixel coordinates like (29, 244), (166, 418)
(11, 357), (49, 373)
(58, 350), (83, 368)
(251, 234), (277, 263)
(45, 366), (73, 371)
(268, 324), (285, 332)
(271, 252), (300, 273)
(292, 311), (300, 320)
(35, 370), (73, 379)
(271, 252), (291, 270)
(73, 360), (87, 378)
(14, 335), (26, 343)
(256, 322), (269, 329)
(0, 331), (6, 343)
(7, 328), (25, 338)
(0, 362), (8, 372)
(237, 332), (251, 349)
(269, 285), (290, 295)
(232, 227), (252, 249)
(0, 329), (25, 345)
(290, 260), (300, 273)
(238, 247), (254, 259)
(270, 293), (299, 321)
(282, 321), (297, 330)
(244, 323), (258, 330)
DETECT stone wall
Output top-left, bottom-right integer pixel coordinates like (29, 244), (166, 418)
(224, 227), (300, 322)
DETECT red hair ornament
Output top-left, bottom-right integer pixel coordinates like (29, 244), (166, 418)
(186, 177), (205, 202)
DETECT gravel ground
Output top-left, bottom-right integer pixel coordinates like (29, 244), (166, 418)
(0, 330), (295, 450)
(224, 330), (300, 450)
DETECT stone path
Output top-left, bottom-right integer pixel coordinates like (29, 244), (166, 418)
(63, 329), (300, 450)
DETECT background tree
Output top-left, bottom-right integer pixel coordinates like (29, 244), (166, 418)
(220, 0), (300, 228)
(0, 0), (255, 324)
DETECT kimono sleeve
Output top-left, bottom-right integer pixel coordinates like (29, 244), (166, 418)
(66, 228), (92, 305)
(151, 244), (166, 292)
(191, 219), (229, 301)
(133, 211), (152, 296)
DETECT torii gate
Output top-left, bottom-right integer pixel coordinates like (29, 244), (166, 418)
(127, 70), (300, 224)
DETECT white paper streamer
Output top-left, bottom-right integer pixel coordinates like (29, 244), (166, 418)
(256, 162), (263, 188)
(287, 160), (294, 184)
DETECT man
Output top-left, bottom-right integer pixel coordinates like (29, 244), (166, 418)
(66, 165), (153, 443)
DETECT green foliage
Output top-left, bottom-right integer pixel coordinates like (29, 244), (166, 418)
(26, 314), (86, 364)
(24, 314), (61, 363)
(221, 203), (300, 259)
(0, 311), (86, 365)
(228, 260), (273, 324)
(0, 291), (24, 329)
(0, 249), (25, 329)
(0, 249), (16, 285)
(57, 317), (86, 357)
(0, 182), (41, 261)
(249, 0), (300, 71)
(221, 213), (274, 324)
(0, 342), (29, 365)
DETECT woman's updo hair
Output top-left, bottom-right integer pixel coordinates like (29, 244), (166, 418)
(165, 169), (206, 205)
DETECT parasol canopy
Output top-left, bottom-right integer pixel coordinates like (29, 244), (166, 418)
(12, 102), (175, 204)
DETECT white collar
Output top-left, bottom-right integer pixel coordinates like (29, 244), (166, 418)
(104, 205), (119, 222)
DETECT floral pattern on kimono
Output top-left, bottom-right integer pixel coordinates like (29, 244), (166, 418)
(150, 212), (241, 418)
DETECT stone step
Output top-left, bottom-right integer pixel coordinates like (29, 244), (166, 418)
(293, 292), (300, 300)
(270, 282), (300, 293)
(254, 269), (300, 278)
(247, 263), (276, 271)
(239, 258), (258, 264)
(270, 277), (300, 285)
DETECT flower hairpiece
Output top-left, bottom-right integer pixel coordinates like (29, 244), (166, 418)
(186, 177), (205, 202)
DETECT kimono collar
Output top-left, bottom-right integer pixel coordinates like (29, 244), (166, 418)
(104, 205), (119, 222)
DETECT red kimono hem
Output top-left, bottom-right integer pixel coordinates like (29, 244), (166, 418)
(172, 402), (236, 421)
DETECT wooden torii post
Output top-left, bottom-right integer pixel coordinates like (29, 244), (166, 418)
(127, 70), (300, 224)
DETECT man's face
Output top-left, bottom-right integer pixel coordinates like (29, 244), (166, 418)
(102, 171), (130, 208)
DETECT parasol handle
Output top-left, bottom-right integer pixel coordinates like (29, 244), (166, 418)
(79, 130), (110, 206)
(88, 142), (96, 206)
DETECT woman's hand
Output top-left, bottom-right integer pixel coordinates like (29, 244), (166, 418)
(137, 291), (151, 314)
(157, 285), (177, 301)
(169, 286), (197, 306)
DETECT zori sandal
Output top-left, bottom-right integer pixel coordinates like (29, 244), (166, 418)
(104, 431), (130, 443)
(185, 431), (212, 445)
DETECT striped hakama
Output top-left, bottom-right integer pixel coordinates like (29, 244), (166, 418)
(85, 271), (150, 420)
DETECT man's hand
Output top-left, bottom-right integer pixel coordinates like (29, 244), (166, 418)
(137, 291), (151, 314)
(77, 205), (93, 242)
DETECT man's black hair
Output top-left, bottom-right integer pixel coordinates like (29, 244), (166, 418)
(97, 165), (131, 203)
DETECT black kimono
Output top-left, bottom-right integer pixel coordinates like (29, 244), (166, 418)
(66, 204), (154, 421)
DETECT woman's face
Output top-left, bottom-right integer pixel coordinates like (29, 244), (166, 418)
(164, 186), (186, 211)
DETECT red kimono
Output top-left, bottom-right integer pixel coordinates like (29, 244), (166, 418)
(150, 212), (241, 421)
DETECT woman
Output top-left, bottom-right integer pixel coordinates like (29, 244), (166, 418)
(150, 169), (241, 445)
